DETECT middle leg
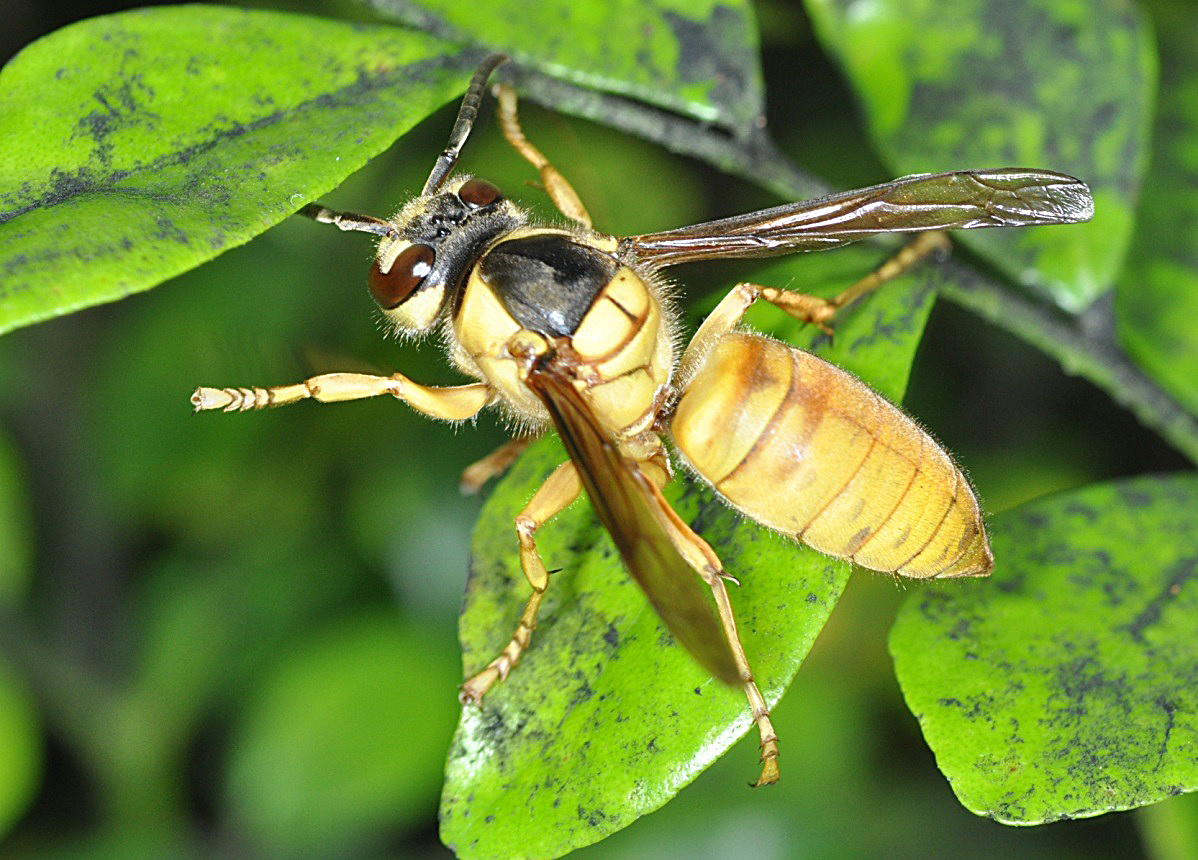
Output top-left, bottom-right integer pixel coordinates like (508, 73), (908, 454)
(459, 460), (582, 703)
(459, 434), (539, 495)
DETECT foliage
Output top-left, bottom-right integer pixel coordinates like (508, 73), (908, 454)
(0, 0), (1195, 859)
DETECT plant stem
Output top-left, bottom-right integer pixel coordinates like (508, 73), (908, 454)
(511, 69), (1198, 465)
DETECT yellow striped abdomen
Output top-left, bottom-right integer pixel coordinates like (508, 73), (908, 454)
(671, 332), (992, 578)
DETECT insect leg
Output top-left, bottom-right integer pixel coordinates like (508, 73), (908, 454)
(191, 372), (491, 422)
(637, 467), (781, 787)
(771, 231), (951, 333)
(460, 460), (583, 703)
(675, 282), (761, 387)
(493, 83), (593, 227)
(459, 434), (539, 494)
(677, 231), (950, 384)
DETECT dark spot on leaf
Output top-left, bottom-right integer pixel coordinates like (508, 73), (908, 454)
(945, 617), (976, 641)
(1019, 511), (1049, 530)
(576, 805), (607, 828)
(995, 572), (1026, 593)
(694, 686), (702, 695)
(1154, 696), (1178, 766)
(1119, 488), (1152, 508)
(661, 5), (758, 131)
(151, 217), (188, 245)
(1063, 501), (1099, 522)
(1119, 556), (1197, 643)
(569, 680), (594, 707)
(602, 624), (620, 649)
(688, 492), (728, 535)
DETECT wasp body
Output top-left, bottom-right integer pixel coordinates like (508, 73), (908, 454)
(192, 55), (1093, 786)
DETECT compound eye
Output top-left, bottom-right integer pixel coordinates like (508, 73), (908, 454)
(368, 243), (435, 309)
(458, 178), (502, 207)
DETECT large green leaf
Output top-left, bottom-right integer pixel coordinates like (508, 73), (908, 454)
(1116, 1), (1198, 417)
(441, 257), (939, 859)
(224, 612), (460, 857)
(0, 5), (465, 335)
(890, 474), (1198, 824)
(363, 0), (764, 132)
(804, 0), (1155, 312)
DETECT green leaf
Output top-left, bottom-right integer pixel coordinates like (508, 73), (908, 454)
(890, 474), (1198, 824)
(0, 5), (465, 336)
(133, 542), (359, 738)
(225, 611), (460, 857)
(804, 0), (1156, 312)
(0, 660), (40, 840)
(441, 267), (936, 859)
(362, 0), (764, 131)
(1116, 1), (1198, 416)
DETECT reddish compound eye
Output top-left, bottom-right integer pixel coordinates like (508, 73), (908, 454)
(368, 243), (435, 309)
(458, 178), (502, 207)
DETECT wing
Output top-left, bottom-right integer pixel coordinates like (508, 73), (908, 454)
(621, 168), (1094, 267)
(526, 354), (741, 685)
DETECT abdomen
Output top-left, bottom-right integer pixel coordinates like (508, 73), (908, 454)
(670, 332), (992, 578)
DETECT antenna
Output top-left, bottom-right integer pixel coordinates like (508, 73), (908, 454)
(421, 53), (509, 196)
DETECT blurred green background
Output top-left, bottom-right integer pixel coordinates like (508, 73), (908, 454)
(0, 1), (1192, 858)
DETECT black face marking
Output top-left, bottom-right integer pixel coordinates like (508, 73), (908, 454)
(402, 191), (521, 308)
(479, 235), (619, 336)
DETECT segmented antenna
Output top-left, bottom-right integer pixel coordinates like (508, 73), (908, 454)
(296, 203), (398, 237)
(421, 53), (509, 196)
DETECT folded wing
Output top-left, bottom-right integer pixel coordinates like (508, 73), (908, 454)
(622, 168), (1094, 267)
(526, 354), (741, 684)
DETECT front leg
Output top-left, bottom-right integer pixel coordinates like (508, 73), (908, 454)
(493, 83), (592, 227)
(192, 371), (492, 423)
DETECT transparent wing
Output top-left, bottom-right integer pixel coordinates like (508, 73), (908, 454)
(622, 168), (1094, 267)
(526, 355), (741, 684)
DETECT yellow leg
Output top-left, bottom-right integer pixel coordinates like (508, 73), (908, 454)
(459, 460), (582, 703)
(494, 83), (592, 227)
(639, 462), (780, 786)
(459, 435), (537, 494)
(677, 231), (949, 386)
(191, 372), (491, 423)
(769, 231), (950, 334)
